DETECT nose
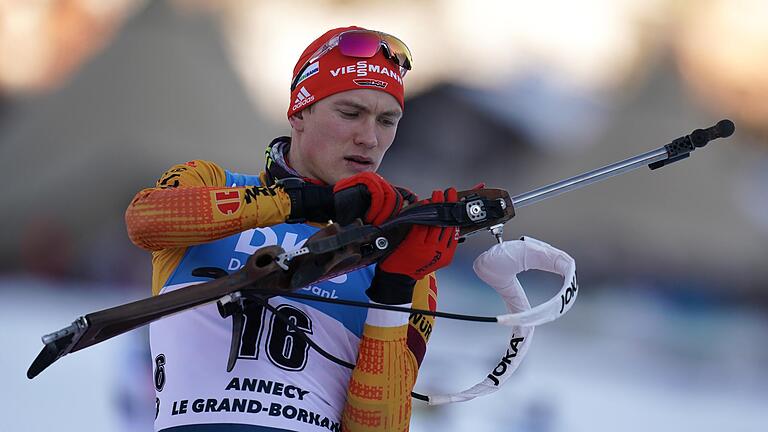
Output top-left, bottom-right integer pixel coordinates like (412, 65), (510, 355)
(353, 118), (378, 149)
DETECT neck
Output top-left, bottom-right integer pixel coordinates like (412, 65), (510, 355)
(265, 137), (301, 182)
(283, 146), (303, 176)
(266, 136), (326, 185)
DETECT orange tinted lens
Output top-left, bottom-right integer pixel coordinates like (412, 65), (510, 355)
(381, 33), (412, 70)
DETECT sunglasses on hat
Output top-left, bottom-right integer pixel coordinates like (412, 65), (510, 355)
(291, 29), (413, 91)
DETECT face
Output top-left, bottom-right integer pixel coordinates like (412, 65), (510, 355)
(288, 89), (403, 184)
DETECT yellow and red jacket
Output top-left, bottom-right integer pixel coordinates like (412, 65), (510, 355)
(126, 160), (437, 432)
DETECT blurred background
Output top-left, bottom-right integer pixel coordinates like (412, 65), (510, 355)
(1, 0), (767, 430)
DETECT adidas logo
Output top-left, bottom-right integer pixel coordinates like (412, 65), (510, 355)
(294, 86), (311, 104)
(292, 86), (315, 111)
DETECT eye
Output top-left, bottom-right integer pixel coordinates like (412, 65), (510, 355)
(339, 110), (358, 118)
(379, 117), (397, 127)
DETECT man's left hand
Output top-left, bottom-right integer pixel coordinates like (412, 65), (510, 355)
(366, 188), (460, 304)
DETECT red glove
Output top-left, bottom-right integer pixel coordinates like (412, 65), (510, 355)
(380, 188), (460, 280)
(333, 172), (403, 225)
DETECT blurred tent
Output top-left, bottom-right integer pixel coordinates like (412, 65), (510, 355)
(0, 0), (141, 93)
(0, 1), (280, 282)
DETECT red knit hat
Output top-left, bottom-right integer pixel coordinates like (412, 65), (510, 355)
(287, 26), (406, 118)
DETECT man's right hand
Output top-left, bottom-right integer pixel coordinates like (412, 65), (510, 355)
(282, 172), (403, 225)
(332, 172), (403, 225)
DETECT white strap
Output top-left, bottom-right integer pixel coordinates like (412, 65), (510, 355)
(426, 236), (577, 405)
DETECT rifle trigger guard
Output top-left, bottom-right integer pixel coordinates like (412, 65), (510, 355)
(217, 291), (245, 318)
(215, 291), (247, 373)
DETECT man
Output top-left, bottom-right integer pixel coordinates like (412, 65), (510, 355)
(126, 26), (459, 432)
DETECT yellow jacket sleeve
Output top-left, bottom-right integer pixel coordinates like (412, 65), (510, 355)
(125, 160), (291, 251)
(342, 273), (438, 431)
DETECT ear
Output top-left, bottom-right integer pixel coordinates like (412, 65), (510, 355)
(288, 110), (305, 132)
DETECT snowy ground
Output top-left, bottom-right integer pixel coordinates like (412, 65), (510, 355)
(2, 273), (766, 432)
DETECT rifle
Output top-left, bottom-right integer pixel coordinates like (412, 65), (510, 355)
(27, 119), (735, 380)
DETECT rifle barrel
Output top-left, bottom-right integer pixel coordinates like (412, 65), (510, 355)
(512, 147), (669, 209)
